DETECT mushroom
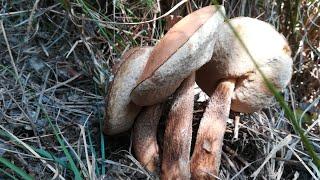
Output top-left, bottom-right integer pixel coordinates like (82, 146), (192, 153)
(104, 47), (164, 174)
(191, 17), (293, 179)
(131, 5), (226, 106)
(104, 47), (153, 135)
(129, 5), (225, 177)
(161, 72), (195, 179)
(133, 104), (163, 174)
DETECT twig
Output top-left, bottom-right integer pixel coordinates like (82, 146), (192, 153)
(233, 116), (240, 140)
(27, 0), (40, 38)
(0, 20), (22, 88)
(36, 74), (81, 95)
(251, 135), (292, 179)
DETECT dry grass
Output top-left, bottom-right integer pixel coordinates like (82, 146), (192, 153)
(0, 0), (319, 179)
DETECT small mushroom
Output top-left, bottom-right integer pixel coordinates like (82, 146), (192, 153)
(104, 47), (153, 135)
(161, 72), (195, 179)
(191, 17), (293, 179)
(131, 5), (226, 106)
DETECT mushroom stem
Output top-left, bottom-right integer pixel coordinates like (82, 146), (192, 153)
(161, 73), (195, 179)
(191, 79), (236, 179)
(133, 104), (163, 174)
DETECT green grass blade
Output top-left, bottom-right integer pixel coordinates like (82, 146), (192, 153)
(87, 129), (100, 176)
(99, 117), (106, 175)
(0, 129), (70, 170)
(0, 167), (19, 180)
(34, 148), (68, 168)
(48, 124), (83, 179)
(268, 87), (320, 169)
(212, 0), (320, 169)
(0, 157), (34, 180)
(230, 23), (320, 169)
(41, 108), (83, 179)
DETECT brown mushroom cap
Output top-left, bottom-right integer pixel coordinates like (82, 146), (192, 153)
(196, 17), (293, 113)
(104, 47), (153, 135)
(131, 5), (225, 106)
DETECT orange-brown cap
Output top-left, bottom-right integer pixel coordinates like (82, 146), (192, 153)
(104, 47), (153, 135)
(196, 17), (293, 112)
(131, 5), (226, 106)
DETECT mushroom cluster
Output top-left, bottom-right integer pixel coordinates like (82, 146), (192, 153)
(104, 5), (292, 180)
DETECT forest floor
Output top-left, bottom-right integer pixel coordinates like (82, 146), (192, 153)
(0, 0), (319, 179)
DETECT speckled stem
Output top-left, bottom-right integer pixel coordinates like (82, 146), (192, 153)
(161, 73), (195, 180)
(191, 79), (235, 179)
(133, 104), (163, 175)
